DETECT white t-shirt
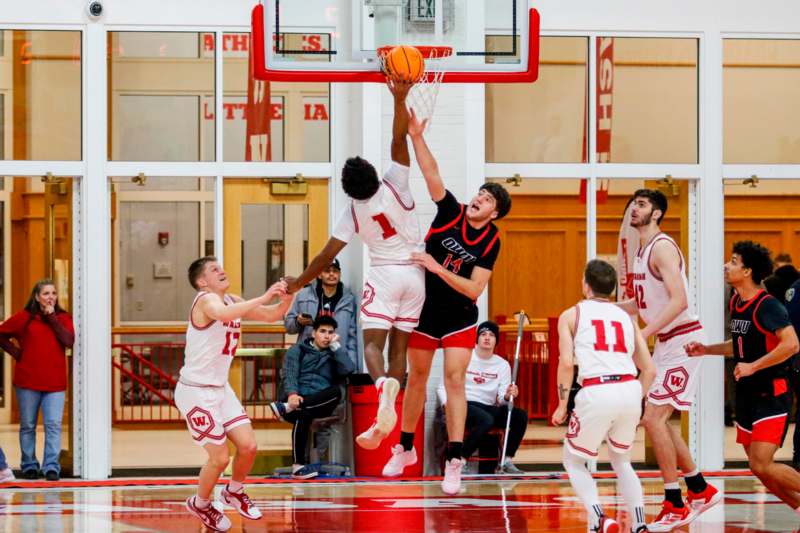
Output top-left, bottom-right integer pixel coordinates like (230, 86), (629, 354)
(437, 350), (512, 407)
(332, 162), (423, 266)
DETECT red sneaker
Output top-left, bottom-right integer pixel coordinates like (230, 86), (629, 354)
(687, 483), (722, 515)
(185, 496), (231, 532)
(221, 485), (262, 520)
(647, 501), (695, 532)
(593, 516), (620, 533)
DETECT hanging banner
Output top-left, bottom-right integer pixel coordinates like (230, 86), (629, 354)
(580, 37), (614, 203)
(245, 36), (271, 161)
(617, 198), (640, 301)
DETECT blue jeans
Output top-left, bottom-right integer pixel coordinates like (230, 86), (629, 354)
(16, 387), (65, 475)
(0, 446), (7, 470)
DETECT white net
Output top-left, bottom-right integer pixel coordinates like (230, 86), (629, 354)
(378, 46), (453, 124)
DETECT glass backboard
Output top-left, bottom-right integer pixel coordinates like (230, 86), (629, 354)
(252, 0), (540, 83)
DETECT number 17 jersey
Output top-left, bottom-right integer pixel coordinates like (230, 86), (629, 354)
(332, 162), (423, 265)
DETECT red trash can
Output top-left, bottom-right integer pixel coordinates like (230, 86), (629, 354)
(350, 384), (425, 477)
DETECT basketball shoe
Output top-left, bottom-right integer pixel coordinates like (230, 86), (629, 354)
(687, 483), (722, 514)
(441, 458), (465, 495)
(221, 484), (262, 520)
(185, 496), (231, 532)
(591, 516), (620, 533)
(382, 444), (417, 477)
(647, 500), (695, 532)
(375, 377), (400, 434)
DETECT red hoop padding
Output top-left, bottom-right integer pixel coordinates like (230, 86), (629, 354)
(251, 3), (540, 84)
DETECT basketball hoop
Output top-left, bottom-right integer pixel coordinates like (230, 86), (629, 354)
(377, 45), (453, 123)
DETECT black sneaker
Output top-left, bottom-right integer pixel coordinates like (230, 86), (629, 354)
(45, 471), (60, 481)
(22, 470), (39, 480)
(291, 465), (318, 480)
(269, 401), (286, 421)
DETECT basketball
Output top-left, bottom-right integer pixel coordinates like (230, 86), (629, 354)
(383, 45), (425, 83)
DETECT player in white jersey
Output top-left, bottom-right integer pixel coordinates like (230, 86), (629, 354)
(619, 189), (721, 531)
(285, 79), (424, 450)
(552, 259), (655, 533)
(176, 256), (293, 532)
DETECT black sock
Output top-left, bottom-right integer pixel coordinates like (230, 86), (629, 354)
(684, 471), (708, 494)
(665, 488), (684, 508)
(446, 441), (463, 462)
(400, 431), (415, 452)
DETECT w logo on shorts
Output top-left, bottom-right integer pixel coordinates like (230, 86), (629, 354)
(566, 413), (581, 439)
(669, 374), (685, 388)
(191, 415), (208, 427)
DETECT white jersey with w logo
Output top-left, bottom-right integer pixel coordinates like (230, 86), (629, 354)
(179, 292), (241, 387)
(573, 299), (637, 384)
(332, 162), (423, 266)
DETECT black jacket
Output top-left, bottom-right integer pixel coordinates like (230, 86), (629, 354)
(282, 338), (355, 397)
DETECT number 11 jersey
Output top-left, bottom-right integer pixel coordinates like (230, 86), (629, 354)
(573, 299), (637, 382)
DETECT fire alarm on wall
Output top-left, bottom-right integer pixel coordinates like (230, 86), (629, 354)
(158, 232), (169, 246)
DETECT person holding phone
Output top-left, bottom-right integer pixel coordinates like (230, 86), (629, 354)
(0, 279), (74, 481)
(284, 258), (359, 371)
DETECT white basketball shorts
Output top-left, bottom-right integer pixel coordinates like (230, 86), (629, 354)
(174, 381), (250, 446)
(647, 326), (706, 411)
(360, 264), (425, 333)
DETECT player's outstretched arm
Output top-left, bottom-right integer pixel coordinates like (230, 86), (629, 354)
(407, 108), (446, 202)
(387, 78), (413, 167)
(685, 339), (733, 357)
(412, 252), (491, 301)
(630, 318), (656, 396)
(238, 288), (295, 323)
(198, 285), (283, 324)
(551, 308), (576, 426)
(640, 240), (689, 338)
(737, 325), (800, 380)
(285, 237), (347, 294)
(615, 298), (638, 315)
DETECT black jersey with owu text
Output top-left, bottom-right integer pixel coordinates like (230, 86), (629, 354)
(730, 289), (792, 393)
(424, 190), (501, 309)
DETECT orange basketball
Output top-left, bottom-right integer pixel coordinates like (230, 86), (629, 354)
(384, 45), (425, 83)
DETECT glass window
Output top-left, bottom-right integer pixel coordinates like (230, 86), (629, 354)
(109, 32), (215, 161)
(1, 31), (81, 160)
(724, 40), (800, 163)
(486, 37), (588, 163)
(112, 177), (215, 322)
(595, 37), (698, 164)
(222, 32), (331, 162)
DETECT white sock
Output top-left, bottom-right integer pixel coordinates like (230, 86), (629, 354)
(683, 468), (699, 478)
(609, 449), (645, 527)
(563, 446), (602, 528)
(664, 481), (680, 490)
(194, 496), (210, 508)
(227, 480), (243, 493)
(283, 401), (296, 414)
(292, 464), (303, 473)
(375, 376), (387, 392)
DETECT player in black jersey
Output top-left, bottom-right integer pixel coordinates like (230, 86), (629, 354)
(686, 241), (800, 511)
(380, 108), (511, 494)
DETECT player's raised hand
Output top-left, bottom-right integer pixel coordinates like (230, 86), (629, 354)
(734, 362), (755, 381)
(263, 280), (287, 302)
(407, 107), (429, 138)
(684, 341), (707, 357)
(551, 405), (568, 426)
(282, 276), (300, 294)
(387, 76), (414, 101)
(411, 251), (441, 274)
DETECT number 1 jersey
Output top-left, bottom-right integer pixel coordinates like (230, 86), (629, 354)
(332, 162), (423, 266)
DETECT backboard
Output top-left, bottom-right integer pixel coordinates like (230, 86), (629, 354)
(251, 0), (540, 83)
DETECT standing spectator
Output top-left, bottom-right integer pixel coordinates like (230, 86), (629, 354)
(775, 253), (793, 269)
(0, 279), (74, 481)
(0, 446), (14, 482)
(433, 321), (528, 474)
(270, 316), (355, 479)
(783, 272), (800, 469)
(284, 258), (359, 371)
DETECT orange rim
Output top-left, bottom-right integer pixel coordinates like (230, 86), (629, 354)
(377, 45), (454, 59)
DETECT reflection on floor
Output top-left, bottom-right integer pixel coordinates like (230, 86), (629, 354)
(1, 422), (793, 471)
(0, 475), (797, 532)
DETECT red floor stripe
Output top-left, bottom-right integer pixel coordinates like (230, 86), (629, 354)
(0, 469), (754, 490)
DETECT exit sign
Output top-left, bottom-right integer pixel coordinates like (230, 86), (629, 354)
(409, 0), (435, 22)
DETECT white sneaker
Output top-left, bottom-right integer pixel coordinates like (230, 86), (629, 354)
(0, 468), (15, 483)
(356, 421), (388, 450)
(441, 458), (465, 495)
(185, 496), (232, 532)
(376, 378), (400, 434)
(221, 485), (262, 520)
(382, 445), (417, 477)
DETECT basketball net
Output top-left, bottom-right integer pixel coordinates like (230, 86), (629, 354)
(378, 46), (453, 124)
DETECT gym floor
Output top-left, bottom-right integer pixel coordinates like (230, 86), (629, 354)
(0, 473), (796, 532)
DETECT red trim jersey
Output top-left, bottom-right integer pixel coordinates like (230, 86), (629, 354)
(573, 299), (637, 383)
(179, 292), (242, 387)
(730, 289), (791, 393)
(332, 162), (423, 266)
(632, 232), (698, 333)
(424, 190), (501, 309)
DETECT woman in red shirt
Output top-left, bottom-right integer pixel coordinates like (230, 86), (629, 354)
(0, 279), (74, 481)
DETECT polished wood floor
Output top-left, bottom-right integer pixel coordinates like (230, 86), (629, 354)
(0, 474), (797, 532)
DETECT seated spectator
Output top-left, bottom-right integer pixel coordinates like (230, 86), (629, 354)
(764, 263), (799, 301)
(271, 316), (355, 479)
(284, 258), (359, 371)
(0, 279), (74, 481)
(436, 320), (528, 474)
